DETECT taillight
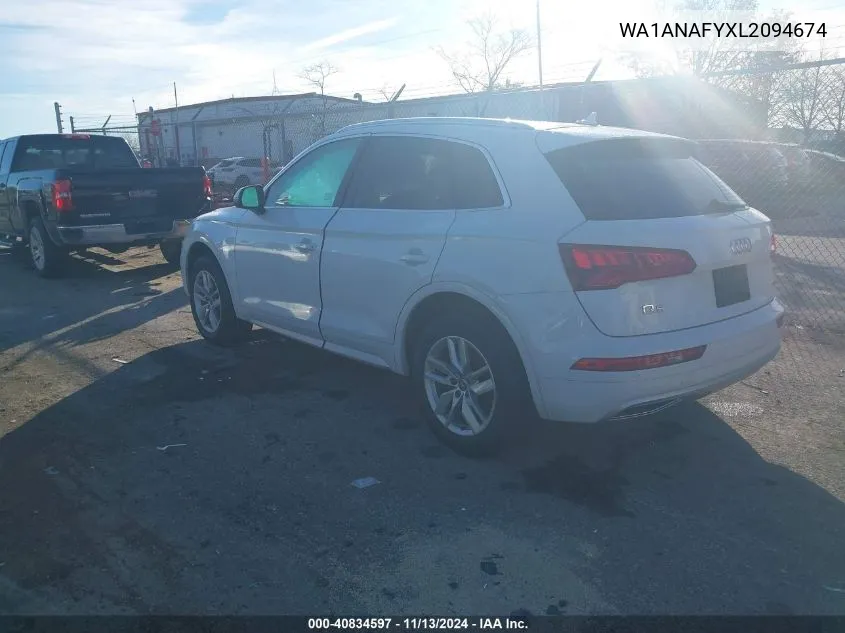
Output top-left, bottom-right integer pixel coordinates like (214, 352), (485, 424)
(559, 244), (696, 291)
(203, 174), (212, 197)
(52, 179), (73, 213)
(770, 233), (777, 254)
(571, 345), (707, 372)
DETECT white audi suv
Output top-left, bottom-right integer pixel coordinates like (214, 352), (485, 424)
(180, 117), (783, 454)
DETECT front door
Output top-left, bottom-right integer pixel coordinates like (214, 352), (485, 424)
(233, 137), (363, 346)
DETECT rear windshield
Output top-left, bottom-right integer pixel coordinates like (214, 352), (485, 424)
(12, 135), (139, 171)
(544, 137), (746, 221)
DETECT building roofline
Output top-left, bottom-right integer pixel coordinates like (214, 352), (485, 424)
(140, 93), (364, 118)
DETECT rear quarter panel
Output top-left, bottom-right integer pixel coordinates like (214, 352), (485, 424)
(9, 171), (51, 235)
(432, 129), (583, 295)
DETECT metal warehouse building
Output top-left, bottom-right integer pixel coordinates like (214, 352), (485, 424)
(137, 76), (765, 169)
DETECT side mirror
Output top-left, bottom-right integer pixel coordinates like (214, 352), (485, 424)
(234, 185), (265, 212)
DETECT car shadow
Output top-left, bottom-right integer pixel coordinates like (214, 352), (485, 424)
(0, 247), (185, 357)
(0, 335), (843, 614)
(772, 252), (845, 337)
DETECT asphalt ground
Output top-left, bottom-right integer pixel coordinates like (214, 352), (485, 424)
(0, 245), (843, 616)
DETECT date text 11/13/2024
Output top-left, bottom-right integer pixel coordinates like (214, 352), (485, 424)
(308, 618), (529, 630)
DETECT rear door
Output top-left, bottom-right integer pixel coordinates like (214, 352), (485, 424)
(542, 134), (775, 338)
(319, 135), (502, 359)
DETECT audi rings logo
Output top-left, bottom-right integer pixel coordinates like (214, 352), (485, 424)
(730, 238), (753, 255)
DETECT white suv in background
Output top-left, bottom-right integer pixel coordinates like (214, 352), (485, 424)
(207, 157), (279, 192)
(180, 118), (783, 455)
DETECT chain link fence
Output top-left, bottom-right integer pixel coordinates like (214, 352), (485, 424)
(694, 60), (845, 399)
(128, 66), (845, 395)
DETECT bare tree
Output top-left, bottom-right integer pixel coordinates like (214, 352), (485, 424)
(781, 50), (833, 143)
(623, 0), (760, 79)
(622, 0), (800, 125)
(437, 13), (533, 94)
(299, 61), (340, 138)
(823, 64), (845, 138)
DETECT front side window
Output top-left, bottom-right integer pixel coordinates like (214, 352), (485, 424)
(239, 158), (261, 168)
(265, 138), (361, 208)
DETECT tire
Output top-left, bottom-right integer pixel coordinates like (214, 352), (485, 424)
(159, 239), (182, 266)
(188, 255), (252, 346)
(410, 310), (534, 457)
(28, 217), (66, 278)
(233, 176), (249, 191)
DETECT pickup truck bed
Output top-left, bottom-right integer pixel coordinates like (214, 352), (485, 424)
(0, 133), (211, 277)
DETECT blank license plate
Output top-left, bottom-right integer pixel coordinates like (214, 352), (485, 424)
(713, 265), (751, 308)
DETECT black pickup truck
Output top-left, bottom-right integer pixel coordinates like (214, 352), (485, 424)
(0, 133), (211, 277)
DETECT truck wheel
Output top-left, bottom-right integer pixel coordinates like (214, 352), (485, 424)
(188, 255), (252, 346)
(28, 217), (66, 278)
(234, 176), (249, 191)
(159, 239), (182, 266)
(410, 310), (534, 457)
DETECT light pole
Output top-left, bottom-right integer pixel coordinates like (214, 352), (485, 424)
(536, 0), (544, 89)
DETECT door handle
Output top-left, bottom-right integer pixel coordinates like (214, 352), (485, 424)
(294, 240), (315, 253)
(400, 250), (430, 266)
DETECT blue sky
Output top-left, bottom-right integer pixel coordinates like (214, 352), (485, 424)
(0, 0), (842, 138)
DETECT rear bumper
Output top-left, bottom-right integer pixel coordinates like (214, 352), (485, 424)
(500, 291), (784, 423)
(56, 220), (192, 246)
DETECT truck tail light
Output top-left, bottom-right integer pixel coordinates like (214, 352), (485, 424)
(52, 179), (74, 213)
(571, 345), (707, 372)
(559, 244), (696, 291)
(203, 174), (212, 197)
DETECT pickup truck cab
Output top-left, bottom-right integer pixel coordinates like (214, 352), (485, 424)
(0, 133), (212, 277)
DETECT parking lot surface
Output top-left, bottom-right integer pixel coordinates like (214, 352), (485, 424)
(1, 246), (844, 615)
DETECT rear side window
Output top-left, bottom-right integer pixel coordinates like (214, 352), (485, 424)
(450, 142), (504, 208)
(11, 135), (139, 171)
(344, 136), (503, 210)
(544, 138), (745, 221)
(239, 158), (261, 167)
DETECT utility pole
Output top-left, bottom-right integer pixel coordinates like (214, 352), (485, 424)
(54, 102), (63, 133)
(174, 82), (182, 165)
(536, 0), (545, 118)
(536, 0), (544, 89)
(69, 116), (75, 133)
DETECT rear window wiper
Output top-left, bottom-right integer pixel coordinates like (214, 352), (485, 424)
(705, 199), (748, 212)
